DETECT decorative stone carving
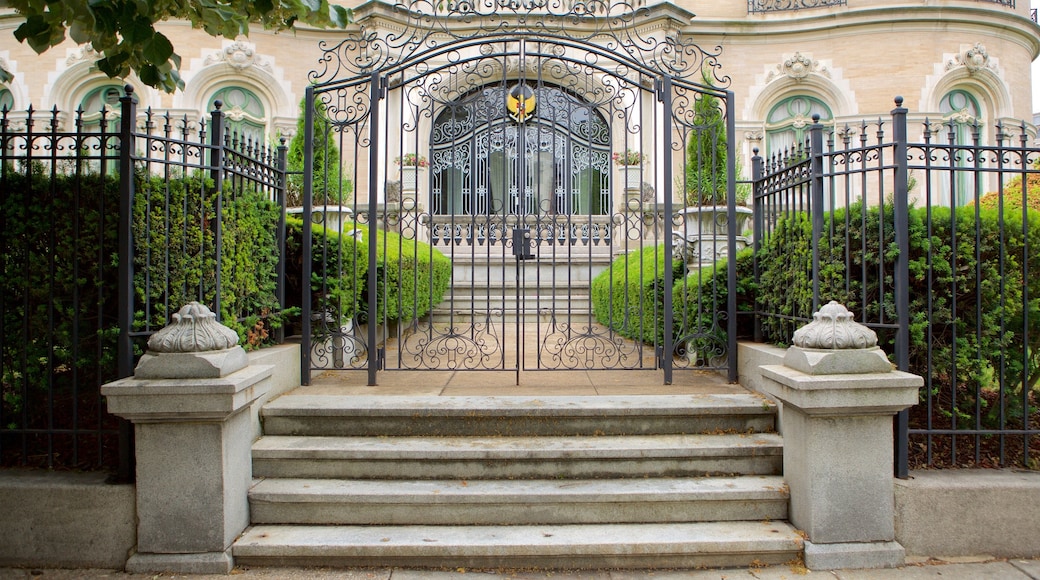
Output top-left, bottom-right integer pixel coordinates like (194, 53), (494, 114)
(66, 46), (99, 66)
(147, 302), (239, 353)
(791, 300), (877, 350)
(204, 41), (273, 73)
(766, 52), (831, 84)
(946, 43), (995, 75)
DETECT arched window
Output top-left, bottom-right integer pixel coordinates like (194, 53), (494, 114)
(938, 89), (983, 207)
(0, 88), (14, 112)
(208, 86), (267, 145)
(79, 85), (124, 131)
(430, 84), (610, 216)
(765, 95), (833, 157)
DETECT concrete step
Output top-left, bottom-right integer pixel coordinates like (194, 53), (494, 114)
(250, 432), (784, 479)
(249, 475), (789, 525)
(260, 394), (777, 437)
(232, 521), (804, 569)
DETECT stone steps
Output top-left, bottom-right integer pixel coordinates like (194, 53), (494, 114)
(259, 394), (777, 436)
(249, 475), (789, 525)
(236, 393), (794, 570)
(234, 521), (804, 569)
(251, 432), (784, 479)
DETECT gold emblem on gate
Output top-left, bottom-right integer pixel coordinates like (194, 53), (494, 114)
(507, 84), (536, 123)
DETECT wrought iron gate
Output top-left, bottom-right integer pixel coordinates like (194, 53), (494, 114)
(299, 0), (739, 385)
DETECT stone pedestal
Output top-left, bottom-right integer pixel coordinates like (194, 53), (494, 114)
(759, 302), (922, 570)
(101, 303), (272, 574)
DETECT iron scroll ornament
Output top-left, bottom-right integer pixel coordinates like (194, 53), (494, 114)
(307, 0), (729, 92)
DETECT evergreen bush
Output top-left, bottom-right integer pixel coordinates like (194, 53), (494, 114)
(285, 220), (450, 329)
(590, 244), (683, 345)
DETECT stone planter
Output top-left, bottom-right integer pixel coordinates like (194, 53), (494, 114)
(677, 205), (753, 237)
(672, 205), (753, 266)
(286, 205), (355, 234)
(401, 166), (425, 196)
(619, 166), (642, 194)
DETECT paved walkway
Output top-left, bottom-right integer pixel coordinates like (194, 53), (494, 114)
(2, 558), (1039, 579)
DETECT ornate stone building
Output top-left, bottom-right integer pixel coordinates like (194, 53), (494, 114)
(1, 0), (1037, 206)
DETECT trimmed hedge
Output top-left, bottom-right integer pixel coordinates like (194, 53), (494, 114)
(286, 219), (450, 327)
(673, 248), (755, 362)
(132, 174), (284, 347)
(755, 202), (1040, 426)
(351, 222), (452, 323)
(285, 217), (367, 327)
(590, 244), (683, 345)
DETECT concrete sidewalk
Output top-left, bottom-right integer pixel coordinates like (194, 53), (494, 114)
(2, 558), (1039, 580)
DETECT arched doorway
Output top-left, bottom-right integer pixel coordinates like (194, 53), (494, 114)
(430, 84), (610, 217)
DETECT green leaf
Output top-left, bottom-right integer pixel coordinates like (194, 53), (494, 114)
(142, 31), (174, 64)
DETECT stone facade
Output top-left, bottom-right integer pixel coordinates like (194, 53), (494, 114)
(0, 0), (1035, 160)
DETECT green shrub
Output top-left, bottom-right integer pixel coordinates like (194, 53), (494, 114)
(591, 244), (683, 345)
(131, 174), (284, 347)
(284, 217), (367, 328)
(285, 220), (450, 328)
(350, 222), (452, 323)
(1, 170), (122, 420)
(673, 248), (756, 362)
(755, 202), (1040, 427)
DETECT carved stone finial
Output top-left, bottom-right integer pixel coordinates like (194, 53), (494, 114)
(792, 301), (878, 350)
(147, 302), (240, 353)
(783, 302), (892, 375)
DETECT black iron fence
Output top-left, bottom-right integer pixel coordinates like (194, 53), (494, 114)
(0, 88), (287, 477)
(752, 98), (1040, 473)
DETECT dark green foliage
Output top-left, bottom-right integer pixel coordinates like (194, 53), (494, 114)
(3, 0), (349, 92)
(131, 173), (284, 347)
(1, 170), (122, 430)
(286, 95), (347, 207)
(591, 245), (683, 345)
(285, 220), (450, 329)
(284, 217), (367, 328)
(755, 202), (1040, 429)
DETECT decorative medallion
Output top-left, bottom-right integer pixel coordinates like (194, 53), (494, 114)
(946, 43), (994, 75)
(203, 41), (273, 73)
(765, 52), (830, 84)
(506, 84), (536, 124)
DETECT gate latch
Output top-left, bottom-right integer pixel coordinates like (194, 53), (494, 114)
(512, 227), (535, 261)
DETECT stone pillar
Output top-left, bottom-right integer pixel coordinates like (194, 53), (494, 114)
(759, 301), (922, 570)
(102, 302), (272, 574)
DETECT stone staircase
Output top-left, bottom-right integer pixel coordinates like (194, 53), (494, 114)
(233, 394), (802, 569)
(430, 251), (612, 323)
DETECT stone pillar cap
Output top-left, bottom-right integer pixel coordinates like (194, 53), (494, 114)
(134, 302), (247, 379)
(147, 302), (239, 353)
(792, 301), (878, 350)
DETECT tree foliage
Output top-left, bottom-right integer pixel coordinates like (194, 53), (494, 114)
(1, 0), (350, 92)
(287, 94), (343, 206)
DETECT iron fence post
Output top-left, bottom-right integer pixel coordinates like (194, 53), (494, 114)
(301, 86), (315, 386)
(726, 91), (738, 383)
(275, 138), (288, 344)
(891, 97), (911, 478)
(660, 77), (674, 385)
(809, 116), (825, 313)
(117, 85), (137, 482)
(209, 102), (225, 322)
(751, 149), (764, 344)
(368, 73), (386, 386)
